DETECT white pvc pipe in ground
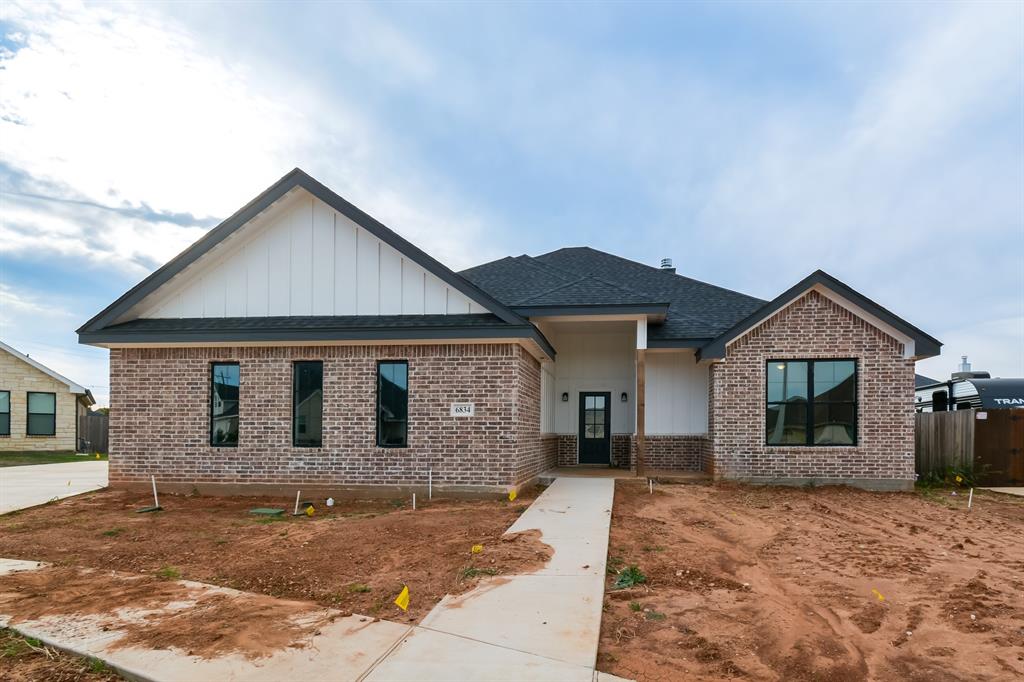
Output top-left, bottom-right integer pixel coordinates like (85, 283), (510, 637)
(151, 476), (159, 508)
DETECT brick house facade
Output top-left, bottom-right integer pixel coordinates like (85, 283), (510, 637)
(80, 170), (940, 494)
(109, 343), (554, 494)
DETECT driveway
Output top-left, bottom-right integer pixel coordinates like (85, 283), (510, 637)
(0, 461), (108, 514)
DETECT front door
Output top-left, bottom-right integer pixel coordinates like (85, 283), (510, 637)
(578, 392), (611, 465)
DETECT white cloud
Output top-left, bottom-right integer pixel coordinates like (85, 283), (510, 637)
(0, 0), (497, 274)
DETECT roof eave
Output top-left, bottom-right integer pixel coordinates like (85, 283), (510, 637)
(513, 303), (671, 319)
(697, 270), (942, 361)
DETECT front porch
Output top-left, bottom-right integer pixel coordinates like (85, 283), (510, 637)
(538, 466), (711, 483)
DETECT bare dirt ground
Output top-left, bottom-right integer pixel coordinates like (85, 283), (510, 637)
(599, 481), (1024, 682)
(1, 627), (122, 681)
(0, 488), (549, 626)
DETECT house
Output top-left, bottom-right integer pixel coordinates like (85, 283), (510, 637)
(915, 356), (1023, 412)
(0, 340), (95, 452)
(78, 169), (941, 494)
(915, 373), (939, 389)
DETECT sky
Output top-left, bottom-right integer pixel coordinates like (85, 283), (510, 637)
(0, 0), (1021, 406)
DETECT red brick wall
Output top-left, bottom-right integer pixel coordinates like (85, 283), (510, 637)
(109, 343), (546, 491)
(628, 435), (706, 471)
(708, 290), (915, 489)
(556, 435), (577, 466)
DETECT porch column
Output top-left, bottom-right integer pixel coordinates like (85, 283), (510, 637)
(636, 319), (647, 478)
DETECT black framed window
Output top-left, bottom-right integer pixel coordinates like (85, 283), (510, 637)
(766, 360), (857, 446)
(27, 391), (56, 436)
(377, 361), (408, 447)
(0, 391), (10, 436)
(293, 361), (323, 447)
(210, 363), (239, 446)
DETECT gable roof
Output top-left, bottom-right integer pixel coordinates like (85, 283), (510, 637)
(915, 373), (940, 388)
(461, 247), (765, 341)
(78, 168), (531, 335)
(698, 270), (942, 360)
(0, 340), (95, 404)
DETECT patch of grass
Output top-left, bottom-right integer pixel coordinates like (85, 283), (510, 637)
(213, 538), (229, 545)
(612, 565), (647, 590)
(629, 601), (643, 612)
(641, 545), (666, 553)
(155, 566), (180, 580)
(347, 583), (372, 593)
(253, 515), (289, 524)
(0, 451), (107, 467)
(460, 566), (499, 581)
(606, 555), (625, 575)
(88, 657), (110, 674)
(101, 528), (124, 537)
(645, 610), (667, 621)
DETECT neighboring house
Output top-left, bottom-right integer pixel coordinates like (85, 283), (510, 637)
(0, 340), (95, 452)
(78, 169), (941, 494)
(915, 373), (939, 389)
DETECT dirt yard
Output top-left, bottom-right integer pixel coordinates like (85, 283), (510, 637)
(0, 488), (549, 625)
(599, 481), (1024, 682)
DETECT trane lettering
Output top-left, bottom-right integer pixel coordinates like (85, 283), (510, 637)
(993, 398), (1024, 406)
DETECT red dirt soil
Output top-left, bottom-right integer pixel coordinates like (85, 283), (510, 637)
(0, 488), (550, 624)
(600, 481), (1024, 681)
(1, 627), (122, 682)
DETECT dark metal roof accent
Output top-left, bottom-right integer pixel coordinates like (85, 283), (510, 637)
(646, 337), (713, 349)
(966, 379), (1024, 409)
(915, 373), (940, 388)
(698, 270), (942, 360)
(78, 314), (557, 357)
(78, 168), (530, 334)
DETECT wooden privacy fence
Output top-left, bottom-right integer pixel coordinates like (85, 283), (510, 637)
(915, 408), (1024, 485)
(78, 412), (109, 454)
(915, 409), (974, 478)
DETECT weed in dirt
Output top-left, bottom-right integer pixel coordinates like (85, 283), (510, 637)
(253, 515), (289, 524)
(155, 566), (181, 580)
(213, 538), (229, 545)
(613, 565), (647, 589)
(88, 657), (110, 674)
(629, 601), (643, 612)
(642, 545), (666, 553)
(607, 555), (625, 575)
(101, 528), (124, 537)
(347, 583), (372, 593)
(460, 566), (499, 581)
(645, 610), (667, 621)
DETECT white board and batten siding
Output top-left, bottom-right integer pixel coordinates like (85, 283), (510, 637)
(645, 351), (708, 435)
(130, 190), (488, 320)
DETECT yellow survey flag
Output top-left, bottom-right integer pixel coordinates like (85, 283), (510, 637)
(871, 589), (885, 602)
(471, 544), (483, 554)
(394, 585), (410, 611)
(305, 505), (315, 517)
(508, 490), (517, 502)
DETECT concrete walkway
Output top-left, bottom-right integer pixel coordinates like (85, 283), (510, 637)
(0, 460), (108, 514)
(0, 476), (624, 681)
(982, 487), (1024, 498)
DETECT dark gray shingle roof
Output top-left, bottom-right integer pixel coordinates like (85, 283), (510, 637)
(916, 373), (941, 388)
(461, 247), (766, 341)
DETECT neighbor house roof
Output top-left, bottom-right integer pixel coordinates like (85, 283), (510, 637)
(0, 340), (95, 405)
(915, 373), (940, 388)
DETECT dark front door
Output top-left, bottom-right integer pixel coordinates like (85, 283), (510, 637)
(579, 392), (611, 465)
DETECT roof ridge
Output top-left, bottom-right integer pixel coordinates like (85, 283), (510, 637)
(536, 246), (766, 305)
(513, 276), (591, 305)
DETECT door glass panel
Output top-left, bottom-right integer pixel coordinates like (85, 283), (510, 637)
(585, 396), (595, 409)
(594, 396), (605, 409)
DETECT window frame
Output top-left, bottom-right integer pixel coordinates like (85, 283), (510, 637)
(376, 360), (409, 449)
(26, 391), (57, 437)
(292, 360), (324, 448)
(209, 362), (240, 448)
(765, 359), (858, 447)
(0, 390), (10, 436)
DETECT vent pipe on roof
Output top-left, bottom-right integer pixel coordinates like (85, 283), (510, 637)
(959, 355), (971, 373)
(660, 258), (675, 274)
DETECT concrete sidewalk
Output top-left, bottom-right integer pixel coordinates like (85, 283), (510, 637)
(0, 460), (108, 514)
(0, 476), (624, 681)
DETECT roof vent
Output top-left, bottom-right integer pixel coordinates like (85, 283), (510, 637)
(958, 355), (971, 373)
(660, 258), (675, 274)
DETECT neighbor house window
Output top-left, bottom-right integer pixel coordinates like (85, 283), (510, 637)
(27, 391), (56, 436)
(293, 361), (323, 447)
(0, 391), (10, 436)
(377, 361), (408, 447)
(766, 360), (857, 446)
(210, 363), (239, 446)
